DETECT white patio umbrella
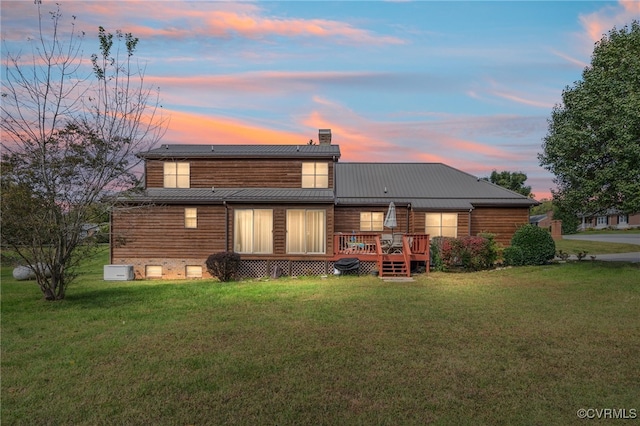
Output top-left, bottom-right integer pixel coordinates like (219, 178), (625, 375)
(383, 201), (397, 233)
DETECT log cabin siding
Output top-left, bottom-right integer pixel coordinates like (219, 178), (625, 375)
(334, 206), (410, 234)
(470, 207), (530, 246)
(113, 203), (336, 263)
(111, 205), (227, 259)
(145, 159), (335, 189)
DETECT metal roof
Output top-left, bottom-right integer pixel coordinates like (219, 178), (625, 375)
(119, 157), (538, 209)
(139, 144), (341, 159)
(119, 188), (335, 204)
(335, 163), (537, 209)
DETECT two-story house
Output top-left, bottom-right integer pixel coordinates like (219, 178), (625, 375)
(110, 129), (537, 279)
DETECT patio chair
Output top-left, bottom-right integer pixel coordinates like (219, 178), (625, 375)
(389, 234), (404, 253)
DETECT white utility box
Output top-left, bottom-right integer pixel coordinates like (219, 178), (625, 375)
(103, 265), (135, 281)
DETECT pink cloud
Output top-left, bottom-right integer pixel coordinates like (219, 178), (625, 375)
(477, 79), (556, 109)
(149, 71), (388, 97)
(550, 49), (589, 69)
(579, 0), (640, 44)
(26, 2), (404, 45)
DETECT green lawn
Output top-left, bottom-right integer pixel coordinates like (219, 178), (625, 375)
(554, 238), (639, 255)
(2, 251), (639, 425)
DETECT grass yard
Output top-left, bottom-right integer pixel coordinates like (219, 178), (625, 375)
(2, 250), (639, 425)
(554, 238), (639, 255)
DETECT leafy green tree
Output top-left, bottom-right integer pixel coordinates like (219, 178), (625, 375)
(539, 21), (640, 216)
(1, 4), (166, 300)
(530, 199), (553, 215)
(483, 170), (533, 198)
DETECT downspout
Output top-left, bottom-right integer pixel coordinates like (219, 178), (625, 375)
(224, 201), (229, 251)
(406, 203), (411, 234)
(468, 207), (473, 236)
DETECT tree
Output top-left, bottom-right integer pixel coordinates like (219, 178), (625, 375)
(530, 198), (579, 235)
(539, 21), (640, 216)
(1, 4), (166, 300)
(483, 170), (533, 198)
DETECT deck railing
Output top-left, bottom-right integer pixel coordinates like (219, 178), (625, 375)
(334, 233), (379, 255)
(334, 233), (430, 277)
(334, 233), (430, 256)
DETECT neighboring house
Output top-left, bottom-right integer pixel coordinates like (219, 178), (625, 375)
(530, 212), (553, 228)
(578, 210), (640, 231)
(110, 130), (537, 279)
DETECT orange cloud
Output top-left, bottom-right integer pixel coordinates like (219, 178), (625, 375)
(162, 109), (306, 146)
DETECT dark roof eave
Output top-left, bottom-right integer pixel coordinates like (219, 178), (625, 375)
(138, 153), (340, 160)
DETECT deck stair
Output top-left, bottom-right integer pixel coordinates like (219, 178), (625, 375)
(380, 258), (408, 277)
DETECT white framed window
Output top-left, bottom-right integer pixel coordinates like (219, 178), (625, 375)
(164, 162), (190, 188)
(185, 208), (197, 229)
(301, 162), (329, 188)
(618, 215), (628, 224)
(360, 212), (384, 231)
(425, 213), (458, 238)
(287, 209), (326, 254)
(234, 209), (273, 254)
(186, 265), (203, 279)
(145, 265), (163, 279)
(596, 216), (608, 226)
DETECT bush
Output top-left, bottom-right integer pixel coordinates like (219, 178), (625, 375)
(206, 251), (241, 282)
(509, 225), (556, 265)
(503, 245), (525, 266)
(436, 235), (498, 272)
(430, 237), (445, 271)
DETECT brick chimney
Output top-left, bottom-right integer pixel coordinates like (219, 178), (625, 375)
(318, 129), (331, 145)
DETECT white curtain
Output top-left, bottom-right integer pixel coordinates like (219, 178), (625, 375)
(253, 209), (273, 253)
(235, 209), (273, 253)
(287, 210), (306, 253)
(287, 209), (325, 253)
(306, 210), (326, 253)
(234, 209), (253, 253)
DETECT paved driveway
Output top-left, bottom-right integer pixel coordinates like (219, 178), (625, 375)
(561, 233), (640, 262)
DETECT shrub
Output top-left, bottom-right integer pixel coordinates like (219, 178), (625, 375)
(477, 232), (500, 267)
(206, 251), (241, 282)
(509, 225), (556, 265)
(430, 237), (445, 271)
(437, 235), (498, 272)
(503, 245), (525, 266)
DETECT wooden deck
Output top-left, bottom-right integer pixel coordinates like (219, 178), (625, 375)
(333, 233), (430, 277)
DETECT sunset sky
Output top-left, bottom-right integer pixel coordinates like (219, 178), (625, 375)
(2, 1), (639, 199)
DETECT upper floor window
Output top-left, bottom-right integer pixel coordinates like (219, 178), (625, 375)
(425, 213), (458, 238)
(164, 162), (190, 188)
(360, 212), (384, 231)
(302, 162), (328, 188)
(184, 208), (197, 229)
